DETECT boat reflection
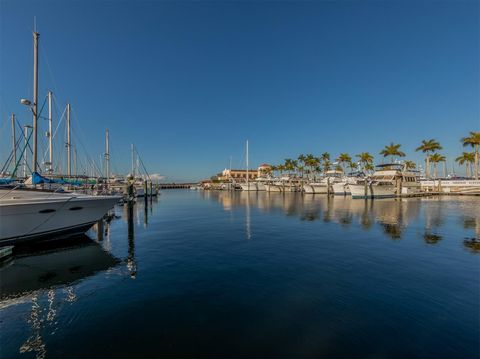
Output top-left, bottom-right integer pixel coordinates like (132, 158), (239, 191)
(1, 236), (120, 300)
(204, 192), (480, 242)
(0, 236), (121, 359)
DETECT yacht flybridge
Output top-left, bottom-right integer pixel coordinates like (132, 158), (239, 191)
(0, 28), (119, 245)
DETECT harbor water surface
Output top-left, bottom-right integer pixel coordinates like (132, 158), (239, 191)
(1, 190), (479, 359)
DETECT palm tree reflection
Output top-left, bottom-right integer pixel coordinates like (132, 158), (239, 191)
(206, 192), (478, 247)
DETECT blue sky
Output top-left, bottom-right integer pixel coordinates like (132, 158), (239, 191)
(1, 0), (478, 181)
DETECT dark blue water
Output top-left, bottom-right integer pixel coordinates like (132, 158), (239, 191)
(1, 191), (479, 359)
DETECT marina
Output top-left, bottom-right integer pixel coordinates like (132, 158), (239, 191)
(0, 191), (479, 358)
(1, 2), (479, 358)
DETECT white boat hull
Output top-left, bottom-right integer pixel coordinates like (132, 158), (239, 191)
(264, 184), (282, 192)
(349, 183), (370, 198)
(420, 180), (480, 195)
(240, 183), (257, 191)
(370, 183), (396, 198)
(0, 190), (120, 245)
(332, 182), (348, 195)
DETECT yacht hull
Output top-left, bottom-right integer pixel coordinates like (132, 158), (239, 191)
(349, 184), (370, 198)
(0, 193), (120, 245)
(239, 183), (257, 191)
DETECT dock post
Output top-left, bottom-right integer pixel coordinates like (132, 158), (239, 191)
(96, 219), (104, 241)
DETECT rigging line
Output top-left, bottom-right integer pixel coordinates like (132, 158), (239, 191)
(37, 94), (48, 121)
(134, 146), (151, 181)
(52, 105), (66, 142)
(0, 151), (13, 174)
(12, 130), (34, 177)
(40, 43), (64, 104)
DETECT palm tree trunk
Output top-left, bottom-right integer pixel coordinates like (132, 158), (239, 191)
(426, 155), (430, 178)
(434, 163), (438, 178)
(443, 161), (446, 178)
(466, 164), (469, 177)
(475, 144), (479, 179)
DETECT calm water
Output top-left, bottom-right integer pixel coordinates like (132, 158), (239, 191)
(1, 191), (479, 359)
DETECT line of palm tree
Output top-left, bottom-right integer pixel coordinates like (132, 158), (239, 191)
(429, 153), (446, 178)
(455, 152), (475, 178)
(336, 153), (351, 173)
(380, 143), (405, 163)
(461, 131), (480, 179)
(415, 139), (442, 178)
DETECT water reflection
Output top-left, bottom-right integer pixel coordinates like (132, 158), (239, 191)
(0, 236), (120, 359)
(204, 191), (480, 242)
(125, 201), (137, 278)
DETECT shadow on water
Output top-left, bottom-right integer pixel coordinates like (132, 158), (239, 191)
(1, 236), (120, 300)
(0, 235), (122, 359)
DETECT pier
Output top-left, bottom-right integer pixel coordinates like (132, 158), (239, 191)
(158, 183), (197, 189)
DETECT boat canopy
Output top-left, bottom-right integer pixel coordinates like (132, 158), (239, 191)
(31, 172), (58, 184)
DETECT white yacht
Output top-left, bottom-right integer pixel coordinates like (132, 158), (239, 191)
(303, 170), (343, 194)
(332, 172), (365, 195)
(0, 187), (120, 245)
(349, 164), (420, 198)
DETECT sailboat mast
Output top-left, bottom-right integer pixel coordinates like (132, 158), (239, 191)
(32, 29), (39, 173)
(74, 147), (77, 178)
(48, 91), (53, 172)
(105, 129), (110, 181)
(67, 103), (71, 177)
(23, 125), (31, 178)
(131, 144), (134, 176)
(11, 114), (16, 168)
(246, 140), (249, 187)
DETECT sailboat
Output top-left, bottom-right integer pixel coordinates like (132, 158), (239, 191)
(0, 27), (120, 246)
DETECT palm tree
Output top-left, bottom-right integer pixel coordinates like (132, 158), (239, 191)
(461, 131), (480, 179)
(348, 161), (358, 172)
(356, 152), (374, 172)
(320, 152), (331, 174)
(380, 143), (406, 163)
(336, 153), (351, 173)
(284, 159), (297, 175)
(305, 154), (319, 179)
(455, 152), (475, 177)
(364, 163), (374, 172)
(297, 154), (306, 178)
(429, 153), (446, 178)
(322, 159), (331, 173)
(404, 160), (416, 170)
(415, 139), (442, 178)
